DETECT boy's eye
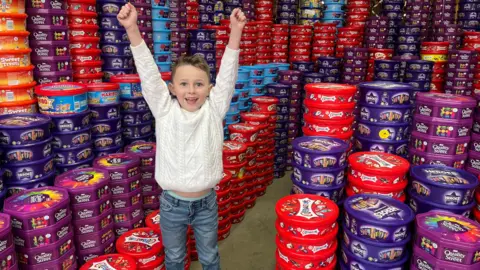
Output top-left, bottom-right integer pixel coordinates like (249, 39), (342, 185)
(196, 83), (203, 87)
(180, 82), (187, 86)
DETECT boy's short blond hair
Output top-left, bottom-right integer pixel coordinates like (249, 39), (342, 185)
(171, 54), (211, 82)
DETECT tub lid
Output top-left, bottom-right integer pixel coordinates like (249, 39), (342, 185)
(410, 165), (479, 189)
(125, 142), (156, 157)
(110, 74), (141, 83)
(93, 153), (140, 170)
(416, 92), (476, 107)
(304, 83), (357, 95)
(358, 81), (413, 92)
(240, 112), (270, 122)
(79, 254), (137, 270)
(223, 140), (247, 154)
(251, 96), (279, 104)
(266, 83), (291, 90)
(55, 167), (110, 191)
(0, 30), (29, 37)
(348, 152), (410, 176)
(275, 194), (339, 227)
(4, 186), (69, 215)
(0, 113), (50, 129)
(115, 228), (163, 259)
(86, 83), (119, 91)
(145, 210), (160, 232)
(0, 98), (37, 107)
(292, 136), (348, 155)
(415, 211), (480, 247)
(344, 194), (415, 226)
(35, 82), (87, 96)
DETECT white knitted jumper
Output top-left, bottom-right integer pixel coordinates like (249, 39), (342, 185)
(130, 40), (239, 192)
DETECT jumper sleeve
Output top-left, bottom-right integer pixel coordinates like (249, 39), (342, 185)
(209, 46), (240, 119)
(130, 40), (172, 118)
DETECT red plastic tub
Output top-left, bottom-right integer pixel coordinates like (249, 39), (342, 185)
(68, 25), (100, 38)
(72, 61), (102, 75)
(303, 114), (354, 135)
(251, 96), (278, 113)
(275, 194), (339, 238)
(304, 99), (355, 120)
(368, 48), (394, 59)
(223, 161), (247, 179)
(73, 72), (103, 83)
(68, 11), (97, 25)
(347, 173), (408, 199)
(347, 152), (410, 185)
(145, 210), (160, 233)
(70, 49), (101, 63)
(222, 141), (247, 165)
(69, 37), (100, 50)
(116, 228), (164, 266)
(346, 182), (407, 202)
(304, 83), (357, 104)
(276, 238), (337, 269)
(215, 171), (232, 192)
(420, 42), (449, 54)
(228, 123), (259, 144)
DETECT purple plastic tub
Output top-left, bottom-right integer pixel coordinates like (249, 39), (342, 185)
(408, 188), (474, 218)
(125, 142), (156, 167)
(317, 57), (341, 68)
(406, 60), (434, 71)
(447, 60), (476, 70)
(92, 130), (123, 149)
(75, 222), (114, 251)
(358, 81), (413, 106)
(142, 179), (160, 193)
(124, 132), (154, 146)
(405, 79), (431, 91)
(113, 213), (144, 237)
(5, 171), (55, 197)
(109, 174), (141, 195)
(53, 143), (93, 165)
(410, 164), (478, 206)
(318, 67), (341, 76)
(71, 193), (112, 220)
(28, 25), (69, 42)
(49, 110), (91, 132)
(111, 188), (142, 209)
(409, 147), (468, 168)
(290, 179), (345, 203)
(101, 42), (132, 56)
(189, 40), (215, 51)
(414, 211), (480, 265)
(13, 213), (71, 249)
(93, 144), (123, 157)
(340, 243), (409, 270)
(292, 136), (348, 169)
(342, 224), (410, 263)
(411, 244), (478, 269)
(410, 131), (470, 155)
(55, 155), (93, 175)
(93, 153), (140, 180)
(344, 194), (415, 243)
(72, 208), (113, 236)
(303, 73), (323, 83)
(446, 68), (474, 79)
(412, 114), (472, 138)
(0, 114), (51, 146)
(122, 109), (153, 125)
(354, 136), (408, 156)
(30, 41), (69, 57)
(121, 97), (149, 112)
(2, 155), (54, 182)
(0, 214), (11, 253)
(102, 55), (133, 70)
(91, 117), (121, 135)
(140, 165), (154, 181)
(358, 103), (411, 123)
(0, 137), (52, 164)
(32, 56), (70, 72)
(291, 163), (345, 188)
(415, 93), (476, 120)
(189, 29), (215, 41)
(54, 167), (110, 205)
(404, 70), (432, 81)
(374, 60), (401, 71)
(142, 190), (160, 205)
(52, 126), (91, 149)
(34, 70), (72, 85)
(77, 237), (115, 265)
(278, 70), (303, 82)
(90, 103), (121, 121)
(17, 231), (73, 265)
(113, 203), (143, 224)
(0, 244), (15, 269)
(100, 14), (121, 29)
(4, 186), (70, 231)
(17, 246), (76, 270)
(292, 62), (314, 72)
(122, 121), (153, 138)
(356, 120), (409, 141)
(27, 9), (67, 26)
(265, 83), (290, 96)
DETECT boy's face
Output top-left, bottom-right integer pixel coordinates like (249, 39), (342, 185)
(169, 65), (212, 112)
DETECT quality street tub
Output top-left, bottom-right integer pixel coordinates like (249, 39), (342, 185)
(0, 113), (51, 145)
(54, 167), (111, 205)
(343, 194), (415, 243)
(414, 211), (480, 265)
(4, 186), (70, 231)
(79, 254), (137, 270)
(415, 92), (476, 120)
(292, 136), (348, 169)
(93, 153), (140, 180)
(410, 165), (478, 206)
(410, 131), (470, 155)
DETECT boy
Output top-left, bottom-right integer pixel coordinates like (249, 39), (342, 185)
(117, 4), (246, 269)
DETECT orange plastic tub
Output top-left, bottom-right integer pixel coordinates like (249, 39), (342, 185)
(0, 65), (34, 85)
(0, 49), (31, 68)
(0, 13), (27, 31)
(0, 31), (29, 50)
(0, 0), (25, 14)
(0, 98), (37, 115)
(0, 81), (36, 102)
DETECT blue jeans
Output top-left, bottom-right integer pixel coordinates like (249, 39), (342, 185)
(160, 190), (220, 270)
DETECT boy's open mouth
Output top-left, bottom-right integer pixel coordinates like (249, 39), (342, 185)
(185, 97), (198, 105)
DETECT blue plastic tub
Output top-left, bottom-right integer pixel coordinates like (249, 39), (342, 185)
(228, 102), (239, 114)
(157, 62), (172, 72)
(272, 63), (290, 71)
(241, 65), (264, 77)
(152, 7), (170, 19)
(263, 75), (277, 85)
(153, 30), (171, 42)
(249, 76), (264, 87)
(153, 41), (171, 52)
(235, 80), (249, 89)
(153, 18), (171, 30)
(154, 52), (172, 63)
(238, 69), (250, 80)
(323, 3), (344, 11)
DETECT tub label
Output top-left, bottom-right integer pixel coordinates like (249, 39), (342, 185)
(78, 209), (94, 219)
(16, 168), (34, 181)
(351, 241), (367, 258)
(458, 127), (469, 137)
(443, 248), (468, 264)
(79, 224), (95, 234)
(462, 108), (473, 118)
(432, 143), (450, 154)
(415, 258), (433, 270)
(57, 119), (74, 131)
(444, 191), (462, 205)
(421, 168), (469, 185)
(412, 181), (431, 196)
(20, 129), (45, 143)
(34, 252), (53, 263)
(33, 31), (48, 41)
(31, 15), (47, 25)
(360, 225), (389, 241)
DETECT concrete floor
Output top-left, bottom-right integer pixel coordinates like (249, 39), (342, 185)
(191, 173), (292, 270)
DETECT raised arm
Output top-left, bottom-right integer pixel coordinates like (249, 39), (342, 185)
(209, 8), (246, 118)
(118, 3), (172, 118)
